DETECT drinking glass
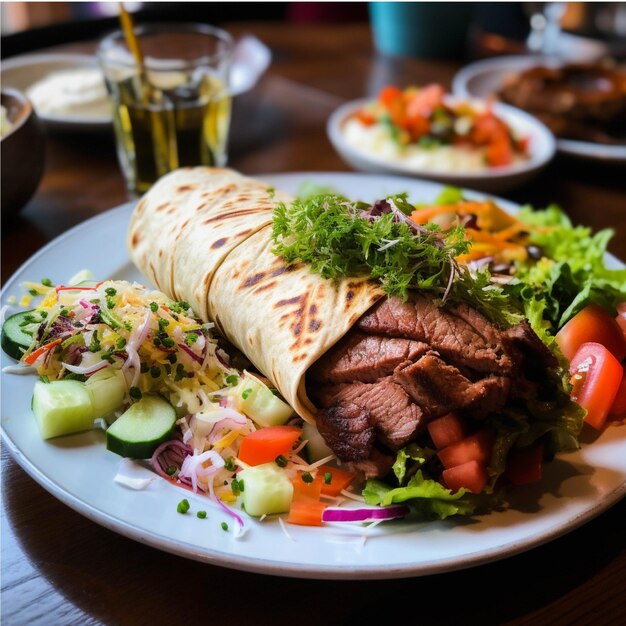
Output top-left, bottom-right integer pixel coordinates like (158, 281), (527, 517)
(98, 23), (233, 196)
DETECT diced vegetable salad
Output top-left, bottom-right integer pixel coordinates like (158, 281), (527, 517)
(2, 278), (363, 529)
(353, 84), (529, 167)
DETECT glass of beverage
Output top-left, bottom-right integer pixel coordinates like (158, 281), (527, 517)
(98, 23), (233, 196)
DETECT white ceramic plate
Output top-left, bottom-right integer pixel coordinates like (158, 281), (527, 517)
(0, 54), (111, 133)
(2, 172), (625, 580)
(327, 98), (555, 194)
(452, 56), (626, 164)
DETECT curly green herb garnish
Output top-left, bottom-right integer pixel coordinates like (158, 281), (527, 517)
(272, 193), (468, 300)
(271, 192), (522, 326)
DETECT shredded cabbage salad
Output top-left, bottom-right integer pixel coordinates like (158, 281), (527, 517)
(13, 278), (342, 530)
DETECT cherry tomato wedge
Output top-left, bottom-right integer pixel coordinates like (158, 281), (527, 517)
(427, 412), (466, 450)
(437, 429), (495, 469)
(556, 304), (626, 362)
(442, 460), (488, 494)
(570, 342), (623, 430)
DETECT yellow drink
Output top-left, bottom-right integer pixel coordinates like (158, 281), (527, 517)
(98, 23), (233, 195)
(109, 74), (231, 194)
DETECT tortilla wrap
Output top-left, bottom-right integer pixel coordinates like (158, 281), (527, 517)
(128, 167), (385, 422)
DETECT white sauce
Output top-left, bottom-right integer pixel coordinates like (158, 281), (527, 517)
(342, 118), (524, 172)
(26, 68), (110, 118)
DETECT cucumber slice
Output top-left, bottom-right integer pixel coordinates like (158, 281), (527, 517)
(32, 380), (95, 439)
(2, 309), (36, 360)
(85, 368), (127, 419)
(106, 394), (176, 459)
(234, 375), (293, 427)
(302, 421), (333, 462)
(238, 463), (293, 517)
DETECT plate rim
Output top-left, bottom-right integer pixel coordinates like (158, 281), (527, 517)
(2, 171), (625, 579)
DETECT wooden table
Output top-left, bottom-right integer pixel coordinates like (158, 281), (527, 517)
(2, 23), (625, 626)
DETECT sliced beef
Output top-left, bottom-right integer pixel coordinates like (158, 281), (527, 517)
(358, 294), (513, 375)
(315, 400), (374, 461)
(393, 355), (510, 418)
(315, 379), (423, 452)
(346, 448), (395, 480)
(307, 294), (556, 478)
(310, 333), (430, 384)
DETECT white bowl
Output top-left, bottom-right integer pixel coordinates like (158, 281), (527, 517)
(327, 96), (556, 194)
(0, 53), (111, 133)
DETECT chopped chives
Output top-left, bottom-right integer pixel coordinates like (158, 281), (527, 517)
(221, 522), (228, 531)
(226, 374), (239, 386)
(150, 302), (158, 312)
(224, 456), (236, 471)
(324, 472), (332, 485)
(241, 388), (252, 400)
(197, 511), (207, 519)
(105, 287), (117, 296)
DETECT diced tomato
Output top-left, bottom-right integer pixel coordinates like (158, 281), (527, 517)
(437, 429), (495, 469)
(609, 366), (626, 417)
(556, 304), (626, 363)
(286, 499), (327, 526)
(427, 412), (467, 450)
(505, 442), (543, 485)
(379, 85), (403, 109)
(378, 85), (408, 128)
(317, 465), (355, 497)
(355, 109), (376, 126)
(406, 114), (430, 141)
(292, 472), (323, 501)
(23, 339), (62, 365)
(405, 84), (445, 119)
(485, 138), (513, 167)
(237, 425), (302, 466)
(442, 460), (488, 493)
(570, 342), (623, 430)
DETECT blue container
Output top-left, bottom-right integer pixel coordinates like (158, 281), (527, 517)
(369, 2), (474, 59)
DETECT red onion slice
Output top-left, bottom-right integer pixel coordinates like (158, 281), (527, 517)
(177, 342), (204, 365)
(321, 505), (409, 523)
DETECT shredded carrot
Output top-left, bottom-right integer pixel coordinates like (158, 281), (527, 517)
(24, 339), (62, 365)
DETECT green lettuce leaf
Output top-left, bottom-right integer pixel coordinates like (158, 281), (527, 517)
(514, 204), (626, 332)
(363, 471), (485, 520)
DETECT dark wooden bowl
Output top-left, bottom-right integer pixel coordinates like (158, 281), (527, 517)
(1, 88), (46, 221)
